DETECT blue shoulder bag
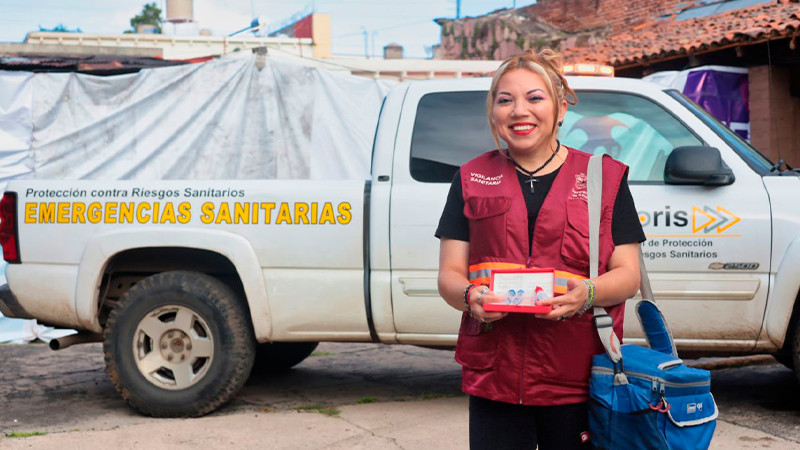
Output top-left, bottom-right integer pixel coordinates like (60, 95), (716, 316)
(586, 154), (718, 450)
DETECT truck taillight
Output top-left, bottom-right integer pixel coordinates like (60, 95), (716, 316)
(0, 192), (20, 263)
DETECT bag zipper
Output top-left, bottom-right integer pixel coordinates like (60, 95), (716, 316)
(591, 366), (710, 388)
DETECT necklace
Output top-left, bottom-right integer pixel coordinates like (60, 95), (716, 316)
(507, 141), (561, 193)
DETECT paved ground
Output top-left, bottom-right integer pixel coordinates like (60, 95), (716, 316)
(0, 342), (798, 448)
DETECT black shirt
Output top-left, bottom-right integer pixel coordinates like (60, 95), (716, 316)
(435, 167), (646, 246)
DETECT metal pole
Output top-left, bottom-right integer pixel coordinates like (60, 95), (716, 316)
(362, 26), (368, 58)
(457, 0), (461, 19)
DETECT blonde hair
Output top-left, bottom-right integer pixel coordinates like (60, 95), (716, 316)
(486, 49), (578, 151)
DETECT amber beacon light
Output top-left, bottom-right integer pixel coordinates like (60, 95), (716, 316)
(562, 63), (615, 77)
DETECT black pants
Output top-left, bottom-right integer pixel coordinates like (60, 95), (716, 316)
(469, 396), (591, 450)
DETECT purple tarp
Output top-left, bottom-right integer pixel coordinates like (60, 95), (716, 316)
(683, 70), (750, 141)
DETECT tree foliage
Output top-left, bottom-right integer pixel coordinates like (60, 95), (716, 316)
(39, 23), (82, 33)
(128, 2), (162, 34)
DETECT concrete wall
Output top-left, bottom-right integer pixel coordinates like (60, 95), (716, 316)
(311, 14), (332, 59)
(270, 13), (331, 59)
(23, 32), (314, 60)
(749, 65), (800, 167)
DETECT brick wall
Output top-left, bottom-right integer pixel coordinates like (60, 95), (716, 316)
(749, 65), (800, 167)
(436, 0), (689, 60)
(437, 12), (573, 60)
(436, 10), (609, 60)
(519, 0), (685, 34)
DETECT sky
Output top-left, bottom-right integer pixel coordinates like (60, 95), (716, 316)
(0, 0), (525, 58)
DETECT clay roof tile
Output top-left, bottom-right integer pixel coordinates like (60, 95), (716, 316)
(565, 1), (800, 66)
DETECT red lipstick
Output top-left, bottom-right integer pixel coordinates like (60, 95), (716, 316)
(510, 122), (536, 135)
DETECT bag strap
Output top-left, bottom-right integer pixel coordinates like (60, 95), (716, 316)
(587, 154), (624, 366)
(638, 246), (654, 302)
(588, 154), (656, 372)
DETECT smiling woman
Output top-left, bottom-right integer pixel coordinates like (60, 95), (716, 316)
(491, 69), (563, 172)
(435, 49), (646, 450)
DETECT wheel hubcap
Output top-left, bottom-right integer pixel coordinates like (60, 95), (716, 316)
(133, 305), (214, 390)
(160, 329), (192, 361)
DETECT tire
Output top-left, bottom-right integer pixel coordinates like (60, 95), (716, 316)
(103, 271), (256, 417)
(776, 348), (794, 370)
(792, 319), (800, 381)
(252, 341), (319, 374)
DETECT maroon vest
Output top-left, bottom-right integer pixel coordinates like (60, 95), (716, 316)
(455, 148), (627, 405)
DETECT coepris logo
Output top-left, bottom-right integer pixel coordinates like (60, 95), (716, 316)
(638, 205), (740, 235)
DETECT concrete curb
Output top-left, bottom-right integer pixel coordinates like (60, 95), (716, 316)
(713, 419), (799, 449)
(2, 398), (797, 449)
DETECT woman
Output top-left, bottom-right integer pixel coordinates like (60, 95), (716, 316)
(436, 49), (645, 449)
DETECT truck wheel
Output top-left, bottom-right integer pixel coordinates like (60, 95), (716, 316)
(103, 271), (255, 417)
(775, 349), (793, 370)
(792, 320), (800, 380)
(252, 341), (319, 374)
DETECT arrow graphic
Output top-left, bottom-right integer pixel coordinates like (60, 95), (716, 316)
(715, 206), (740, 233)
(692, 206), (718, 233)
(692, 205), (740, 234)
(706, 206), (728, 232)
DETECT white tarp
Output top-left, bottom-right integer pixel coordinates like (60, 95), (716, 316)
(0, 71), (34, 183)
(27, 55), (390, 180)
(0, 317), (75, 344)
(0, 55), (391, 342)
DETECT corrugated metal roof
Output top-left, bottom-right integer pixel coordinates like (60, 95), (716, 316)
(0, 54), (197, 75)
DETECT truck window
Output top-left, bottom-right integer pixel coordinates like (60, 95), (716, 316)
(410, 91), (496, 183)
(666, 89), (773, 175)
(561, 92), (704, 182)
(409, 90), (704, 184)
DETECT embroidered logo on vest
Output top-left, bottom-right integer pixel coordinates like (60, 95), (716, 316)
(570, 172), (587, 201)
(469, 172), (503, 186)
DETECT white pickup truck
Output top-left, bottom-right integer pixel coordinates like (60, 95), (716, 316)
(0, 75), (796, 417)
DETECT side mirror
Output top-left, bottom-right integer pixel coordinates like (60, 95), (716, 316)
(664, 146), (734, 186)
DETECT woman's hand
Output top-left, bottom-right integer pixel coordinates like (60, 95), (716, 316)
(438, 239), (507, 324)
(468, 287), (508, 323)
(535, 243), (641, 321)
(534, 278), (588, 321)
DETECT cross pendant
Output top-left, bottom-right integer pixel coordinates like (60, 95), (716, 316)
(528, 178), (537, 193)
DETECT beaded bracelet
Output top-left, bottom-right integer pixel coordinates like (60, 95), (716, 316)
(463, 284), (477, 313)
(578, 279), (596, 316)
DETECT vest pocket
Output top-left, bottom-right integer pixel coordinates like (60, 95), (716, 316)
(454, 313), (498, 370)
(465, 196), (511, 258)
(561, 200), (590, 271)
(541, 315), (596, 383)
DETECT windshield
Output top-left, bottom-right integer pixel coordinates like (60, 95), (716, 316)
(666, 89), (773, 175)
